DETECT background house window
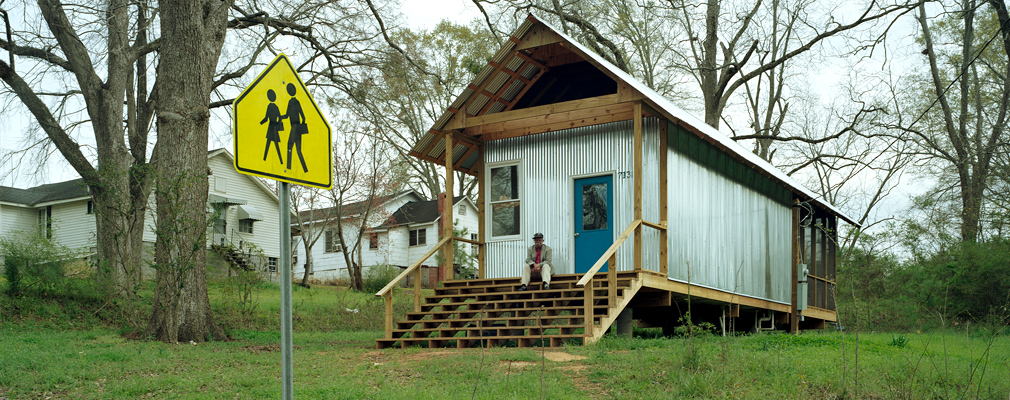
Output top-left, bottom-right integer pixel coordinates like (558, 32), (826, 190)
(268, 257), (277, 273)
(215, 176), (227, 192)
(239, 219), (254, 234)
(458, 204), (466, 215)
(325, 230), (342, 253)
(489, 164), (520, 237)
(470, 233), (478, 256)
(409, 228), (426, 246)
(87, 200), (94, 214)
(38, 206), (52, 239)
(369, 232), (379, 249)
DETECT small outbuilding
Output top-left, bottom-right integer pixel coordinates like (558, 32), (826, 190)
(376, 15), (856, 348)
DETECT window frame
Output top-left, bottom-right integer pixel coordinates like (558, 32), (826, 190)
(239, 219), (254, 234)
(324, 229), (342, 253)
(368, 232), (379, 250)
(409, 228), (427, 247)
(485, 160), (523, 241)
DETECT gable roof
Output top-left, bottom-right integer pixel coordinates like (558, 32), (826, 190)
(208, 148), (282, 205)
(407, 14), (857, 226)
(376, 196), (469, 229)
(1, 149), (279, 209)
(296, 190), (420, 223)
(0, 179), (89, 206)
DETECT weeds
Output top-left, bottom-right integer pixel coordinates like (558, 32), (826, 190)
(889, 334), (910, 347)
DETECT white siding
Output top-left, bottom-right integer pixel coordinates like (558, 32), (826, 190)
(386, 227), (409, 266)
(48, 200), (97, 251)
(207, 153), (282, 260)
(0, 204), (37, 234)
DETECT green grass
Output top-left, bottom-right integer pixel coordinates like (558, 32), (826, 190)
(1, 327), (1008, 399)
(2, 277), (1009, 399)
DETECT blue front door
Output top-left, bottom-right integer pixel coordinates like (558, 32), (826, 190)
(574, 175), (614, 273)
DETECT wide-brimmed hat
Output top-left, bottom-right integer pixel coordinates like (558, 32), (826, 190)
(532, 233), (544, 239)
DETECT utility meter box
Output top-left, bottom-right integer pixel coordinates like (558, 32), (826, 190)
(797, 264), (808, 311)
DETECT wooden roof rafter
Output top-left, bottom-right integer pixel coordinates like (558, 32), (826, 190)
(407, 129), (482, 177)
(455, 46), (550, 123)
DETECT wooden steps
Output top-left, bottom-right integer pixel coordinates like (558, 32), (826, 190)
(376, 272), (642, 349)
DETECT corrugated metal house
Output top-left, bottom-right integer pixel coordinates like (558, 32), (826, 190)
(383, 14), (855, 339)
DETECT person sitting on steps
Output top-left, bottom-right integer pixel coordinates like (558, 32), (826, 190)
(519, 232), (553, 291)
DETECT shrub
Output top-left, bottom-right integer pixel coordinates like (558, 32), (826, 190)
(362, 264), (400, 294)
(1, 231), (85, 297)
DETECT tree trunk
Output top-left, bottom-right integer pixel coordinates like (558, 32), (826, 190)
(300, 243), (313, 287)
(700, 0), (721, 128)
(147, 0), (231, 342)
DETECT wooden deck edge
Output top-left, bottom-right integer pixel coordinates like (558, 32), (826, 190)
(585, 278), (644, 345)
(802, 306), (837, 322)
(639, 273), (792, 314)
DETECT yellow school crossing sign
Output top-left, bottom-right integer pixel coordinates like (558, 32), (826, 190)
(233, 54), (332, 189)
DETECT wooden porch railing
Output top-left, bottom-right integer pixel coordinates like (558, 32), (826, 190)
(373, 235), (484, 340)
(575, 219), (666, 338)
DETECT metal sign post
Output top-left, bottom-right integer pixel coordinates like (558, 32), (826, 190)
(280, 182), (293, 399)
(233, 53), (332, 400)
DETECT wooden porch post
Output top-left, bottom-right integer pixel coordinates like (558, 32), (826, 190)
(443, 132), (455, 283)
(659, 119), (668, 275)
(791, 200), (800, 334)
(477, 144), (486, 279)
(633, 102), (643, 270)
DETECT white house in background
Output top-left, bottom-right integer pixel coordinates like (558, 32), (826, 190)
(0, 148), (283, 274)
(294, 193), (479, 283)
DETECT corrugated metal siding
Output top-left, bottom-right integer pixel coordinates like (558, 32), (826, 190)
(483, 117), (791, 305)
(666, 140), (792, 304)
(484, 119), (661, 278)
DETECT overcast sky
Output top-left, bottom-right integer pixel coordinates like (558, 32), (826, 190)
(0, 0), (484, 189)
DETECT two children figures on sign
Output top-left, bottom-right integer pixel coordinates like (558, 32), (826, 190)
(260, 82), (309, 173)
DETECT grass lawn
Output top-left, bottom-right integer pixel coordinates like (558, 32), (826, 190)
(2, 282), (1009, 399)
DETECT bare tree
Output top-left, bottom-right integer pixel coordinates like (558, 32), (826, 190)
(888, 0), (1010, 242)
(327, 126), (402, 291)
(0, 0), (156, 303)
(291, 185), (336, 288)
(342, 19), (495, 200)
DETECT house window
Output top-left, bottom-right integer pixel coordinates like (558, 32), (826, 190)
(38, 206), (52, 239)
(489, 164), (520, 237)
(409, 228), (426, 246)
(239, 219), (254, 234)
(268, 257), (278, 273)
(458, 204), (466, 216)
(325, 230), (342, 253)
(213, 217), (227, 235)
(470, 233), (479, 256)
(215, 176), (227, 192)
(369, 232), (379, 249)
(87, 200), (94, 214)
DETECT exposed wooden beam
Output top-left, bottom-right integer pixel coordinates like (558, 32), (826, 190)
(641, 274), (792, 314)
(488, 60), (533, 85)
(443, 132), (454, 283)
(477, 144), (486, 279)
(465, 102), (634, 135)
(476, 107), (635, 142)
(449, 94), (621, 130)
(633, 102), (643, 271)
(516, 23), (565, 51)
(801, 307), (837, 322)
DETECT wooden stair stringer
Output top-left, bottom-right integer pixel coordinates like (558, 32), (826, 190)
(585, 277), (643, 345)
